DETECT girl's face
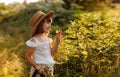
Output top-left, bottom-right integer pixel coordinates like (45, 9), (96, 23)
(42, 18), (52, 33)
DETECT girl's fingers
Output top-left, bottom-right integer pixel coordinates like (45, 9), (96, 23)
(56, 29), (62, 35)
(36, 66), (42, 74)
(56, 29), (62, 41)
(37, 69), (43, 74)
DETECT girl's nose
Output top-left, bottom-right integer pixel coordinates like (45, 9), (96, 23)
(48, 24), (51, 27)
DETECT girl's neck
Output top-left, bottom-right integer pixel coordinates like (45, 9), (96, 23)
(35, 33), (48, 42)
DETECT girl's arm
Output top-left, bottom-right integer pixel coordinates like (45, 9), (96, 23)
(25, 47), (42, 74)
(50, 31), (62, 55)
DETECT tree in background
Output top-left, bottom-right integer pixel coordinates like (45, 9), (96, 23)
(62, 0), (120, 10)
(23, 0), (27, 6)
(112, 0), (120, 3)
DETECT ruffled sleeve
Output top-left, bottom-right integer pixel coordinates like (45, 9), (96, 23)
(26, 39), (38, 48)
(48, 38), (53, 43)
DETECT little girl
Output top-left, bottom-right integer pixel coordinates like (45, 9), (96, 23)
(25, 11), (62, 77)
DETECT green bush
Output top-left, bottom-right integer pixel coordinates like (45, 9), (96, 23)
(54, 10), (120, 77)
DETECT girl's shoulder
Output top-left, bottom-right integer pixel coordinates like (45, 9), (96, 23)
(29, 37), (36, 42)
(25, 37), (38, 47)
(28, 37), (39, 43)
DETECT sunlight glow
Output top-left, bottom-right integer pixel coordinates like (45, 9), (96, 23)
(0, 0), (39, 5)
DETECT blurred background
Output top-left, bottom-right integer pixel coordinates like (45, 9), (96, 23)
(0, 0), (120, 77)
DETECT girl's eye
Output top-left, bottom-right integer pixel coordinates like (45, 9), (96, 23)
(46, 19), (51, 23)
(45, 18), (52, 23)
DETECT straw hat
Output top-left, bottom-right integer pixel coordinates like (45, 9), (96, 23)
(29, 11), (54, 37)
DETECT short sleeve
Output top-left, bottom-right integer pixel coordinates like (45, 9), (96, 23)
(48, 38), (53, 43)
(26, 39), (38, 48)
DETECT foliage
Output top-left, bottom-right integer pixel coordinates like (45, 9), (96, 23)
(54, 9), (120, 77)
(0, 1), (120, 77)
(62, 0), (120, 11)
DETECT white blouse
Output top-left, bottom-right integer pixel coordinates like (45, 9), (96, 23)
(26, 37), (55, 65)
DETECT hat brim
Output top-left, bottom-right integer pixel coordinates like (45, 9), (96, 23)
(31, 11), (54, 37)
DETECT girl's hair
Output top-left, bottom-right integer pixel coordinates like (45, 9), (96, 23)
(33, 16), (52, 36)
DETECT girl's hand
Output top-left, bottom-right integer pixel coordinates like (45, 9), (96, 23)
(35, 65), (42, 74)
(56, 29), (62, 41)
